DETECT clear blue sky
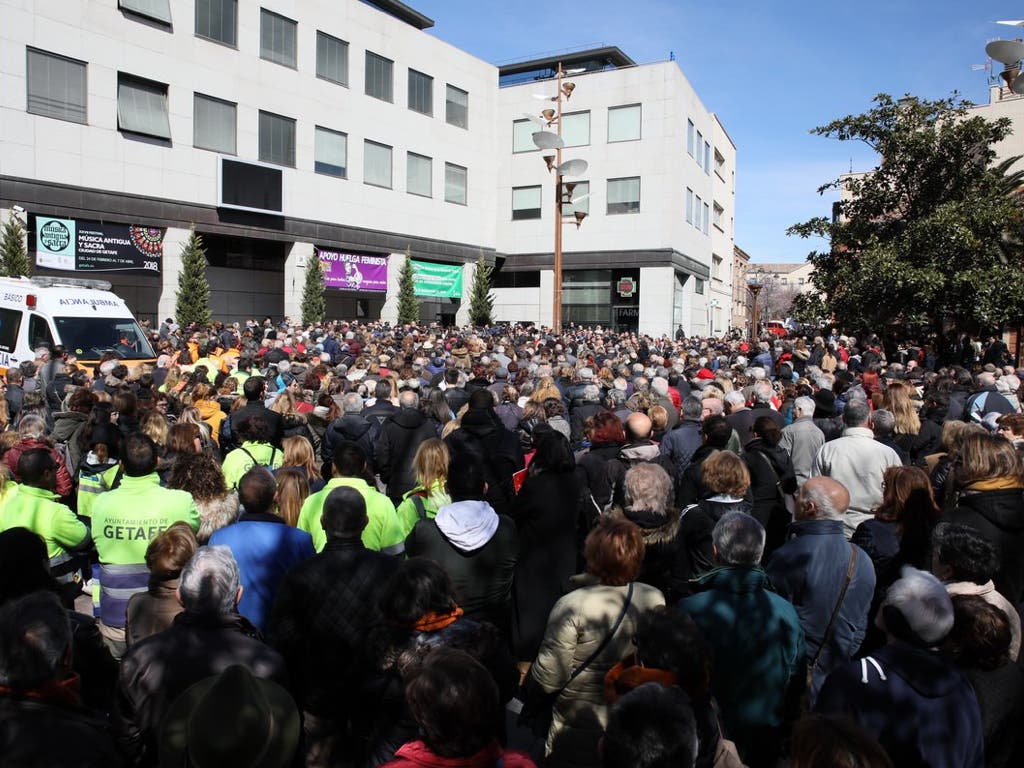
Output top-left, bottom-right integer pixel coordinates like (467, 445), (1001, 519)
(413, 0), (1016, 263)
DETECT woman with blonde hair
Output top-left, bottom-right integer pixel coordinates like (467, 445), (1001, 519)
(271, 388), (316, 444)
(949, 432), (1024, 604)
(278, 435), (324, 493)
(177, 405), (216, 454)
(274, 467), (310, 527)
(395, 438), (451, 536)
(883, 380), (940, 464)
(530, 376), (562, 405)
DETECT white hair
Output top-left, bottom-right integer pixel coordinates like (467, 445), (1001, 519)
(713, 512), (765, 566)
(651, 377), (669, 397)
(800, 481), (845, 521)
(793, 396), (816, 417)
(724, 391), (746, 408)
(623, 463), (673, 513)
(748, 367), (767, 381)
(179, 546), (240, 615)
(883, 567), (954, 646)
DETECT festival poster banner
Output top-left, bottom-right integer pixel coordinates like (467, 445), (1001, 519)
(412, 260), (463, 298)
(316, 248), (388, 292)
(35, 215), (163, 274)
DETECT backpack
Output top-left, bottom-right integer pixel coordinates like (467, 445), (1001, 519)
(240, 446), (277, 471)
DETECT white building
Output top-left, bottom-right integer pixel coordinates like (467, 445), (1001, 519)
(0, 0), (735, 336)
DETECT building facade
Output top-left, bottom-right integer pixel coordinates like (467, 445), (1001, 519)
(731, 244), (750, 332)
(0, 0), (735, 337)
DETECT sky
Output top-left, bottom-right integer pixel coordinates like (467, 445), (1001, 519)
(412, 0), (1018, 263)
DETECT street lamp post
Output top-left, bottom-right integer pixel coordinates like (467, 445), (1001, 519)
(747, 268), (765, 342)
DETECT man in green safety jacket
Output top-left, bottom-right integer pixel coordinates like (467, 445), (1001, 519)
(298, 441), (405, 555)
(91, 433), (199, 655)
(0, 448), (90, 581)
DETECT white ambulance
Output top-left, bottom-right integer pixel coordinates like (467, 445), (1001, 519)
(0, 276), (155, 373)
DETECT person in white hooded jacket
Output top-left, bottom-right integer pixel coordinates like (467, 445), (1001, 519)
(405, 456), (520, 635)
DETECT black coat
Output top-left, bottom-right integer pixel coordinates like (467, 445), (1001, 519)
(963, 663), (1024, 768)
(569, 402), (605, 449)
(575, 442), (623, 513)
(894, 419), (942, 466)
(509, 470), (580, 660)
(446, 410), (524, 516)
(227, 402), (284, 449)
(743, 439), (798, 555)
(323, 414), (380, 466)
(375, 409), (438, 503)
(609, 505), (691, 602)
(948, 488), (1024, 604)
(361, 400), (398, 429)
(268, 539), (399, 718)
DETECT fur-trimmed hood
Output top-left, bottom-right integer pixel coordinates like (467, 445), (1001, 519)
(607, 504), (681, 546)
(196, 491), (240, 542)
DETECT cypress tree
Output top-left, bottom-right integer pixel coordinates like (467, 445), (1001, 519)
(175, 228), (211, 326)
(301, 250), (326, 325)
(0, 213), (31, 278)
(468, 253), (494, 326)
(397, 249), (419, 325)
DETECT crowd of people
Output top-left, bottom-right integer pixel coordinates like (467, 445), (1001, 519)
(1, 315), (1023, 768)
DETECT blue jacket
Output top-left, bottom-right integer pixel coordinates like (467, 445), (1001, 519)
(209, 512), (315, 632)
(765, 519), (876, 698)
(817, 641), (984, 768)
(678, 567), (804, 738)
(659, 419), (703, 479)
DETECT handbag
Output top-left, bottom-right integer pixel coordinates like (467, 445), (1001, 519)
(519, 582), (635, 737)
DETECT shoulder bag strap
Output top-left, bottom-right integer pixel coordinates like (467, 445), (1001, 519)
(412, 494), (428, 521)
(754, 449), (784, 500)
(809, 545), (858, 672)
(558, 582), (635, 694)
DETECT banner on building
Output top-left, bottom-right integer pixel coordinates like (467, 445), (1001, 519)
(412, 260), (463, 298)
(316, 249), (388, 292)
(35, 216), (163, 274)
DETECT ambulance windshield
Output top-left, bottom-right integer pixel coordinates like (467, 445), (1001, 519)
(54, 317), (155, 360)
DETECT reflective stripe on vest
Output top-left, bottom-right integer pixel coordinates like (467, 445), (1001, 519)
(97, 562), (149, 629)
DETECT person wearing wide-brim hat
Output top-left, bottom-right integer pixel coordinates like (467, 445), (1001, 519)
(159, 664), (300, 768)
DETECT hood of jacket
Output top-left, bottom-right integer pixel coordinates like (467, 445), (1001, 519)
(390, 407), (428, 430)
(51, 411), (88, 441)
(871, 641), (969, 698)
(196, 399), (223, 420)
(434, 499), (499, 551)
(334, 414), (374, 440)
(956, 488), (1024, 534)
(618, 441), (661, 462)
(609, 505), (680, 546)
(692, 565), (770, 594)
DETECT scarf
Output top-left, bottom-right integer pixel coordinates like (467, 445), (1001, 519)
(966, 477), (1024, 492)
(411, 605), (464, 632)
(0, 673), (82, 707)
(604, 659), (678, 703)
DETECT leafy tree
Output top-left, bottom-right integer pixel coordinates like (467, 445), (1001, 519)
(0, 213), (31, 277)
(175, 228), (211, 326)
(301, 251), (326, 325)
(397, 249), (419, 325)
(788, 93), (1024, 335)
(468, 254), (494, 326)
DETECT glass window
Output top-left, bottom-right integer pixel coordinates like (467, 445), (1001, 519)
(314, 126), (347, 178)
(799, 278), (805, 285)
(685, 188), (693, 224)
(119, 0), (171, 23)
(781, 277), (788, 284)
(117, 74), (171, 139)
(193, 93), (236, 154)
(196, 0), (237, 46)
(258, 110), (295, 167)
(703, 202), (710, 234)
(713, 202), (723, 227)
(715, 149), (725, 175)
(28, 314), (54, 351)
(260, 9), (297, 68)
(364, 140), (392, 188)
(365, 52), (393, 102)
(512, 120), (536, 153)
(561, 111), (590, 147)
(445, 163), (467, 205)
(26, 49), (87, 124)
(446, 85), (468, 129)
(696, 131), (703, 165)
(512, 186), (542, 220)
(53, 317), (155, 360)
(686, 119), (695, 156)
(407, 152), (432, 197)
(608, 104), (641, 142)
(0, 308), (22, 353)
(564, 180), (589, 216)
(316, 31), (348, 85)
(704, 142), (711, 175)
(694, 278), (705, 295)
(607, 177), (640, 214)
(694, 194), (702, 227)
(408, 69), (433, 116)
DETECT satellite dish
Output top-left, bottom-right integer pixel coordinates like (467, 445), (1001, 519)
(1013, 70), (1024, 95)
(985, 39), (1024, 64)
(520, 113), (546, 126)
(532, 131), (564, 150)
(557, 158), (588, 177)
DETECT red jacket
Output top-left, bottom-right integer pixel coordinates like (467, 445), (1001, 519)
(3, 438), (74, 498)
(382, 741), (536, 768)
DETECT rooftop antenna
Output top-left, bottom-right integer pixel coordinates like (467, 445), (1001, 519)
(669, 51), (675, 61)
(849, 157), (853, 173)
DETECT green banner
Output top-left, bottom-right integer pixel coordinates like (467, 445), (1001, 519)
(412, 260), (463, 298)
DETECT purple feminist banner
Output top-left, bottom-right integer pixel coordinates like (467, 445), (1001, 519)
(316, 249), (389, 292)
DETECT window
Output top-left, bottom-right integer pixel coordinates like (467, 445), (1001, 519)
(687, 119), (695, 156)
(694, 194), (701, 227)
(196, 0), (236, 46)
(512, 120), (537, 153)
(316, 31), (348, 85)
(607, 177), (640, 214)
(314, 126), (347, 177)
(445, 163), (467, 205)
(364, 140), (392, 188)
(26, 49), (87, 124)
(565, 181), (589, 215)
(119, 0), (171, 24)
(561, 111), (590, 147)
(512, 186), (542, 220)
(260, 9), (297, 68)
(407, 152), (431, 197)
(608, 104), (641, 142)
(713, 203), (724, 229)
(702, 202), (710, 234)
(704, 142), (711, 175)
(365, 52), (393, 102)
(712, 255), (723, 280)
(781, 277), (788, 284)
(446, 85), (468, 128)
(408, 69), (433, 116)
(694, 278), (705, 295)
(685, 188), (694, 224)
(714, 149), (725, 175)
(696, 131), (703, 165)
(258, 110), (295, 167)
(799, 278), (806, 285)
(117, 74), (171, 139)
(29, 315), (54, 351)
(193, 93), (236, 154)
(0, 308), (22, 353)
